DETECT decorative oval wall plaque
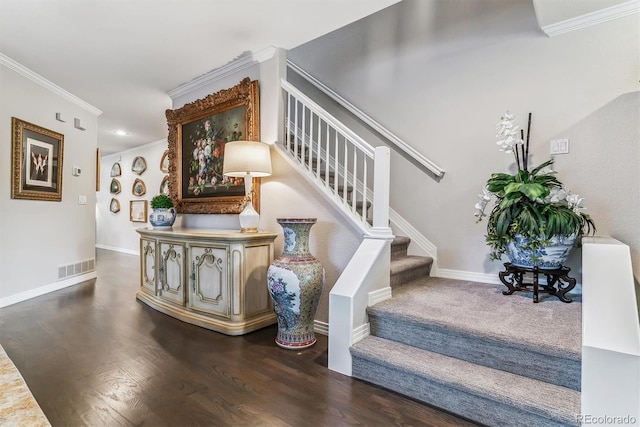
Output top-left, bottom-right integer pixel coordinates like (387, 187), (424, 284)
(132, 156), (147, 175)
(110, 162), (121, 177)
(160, 150), (169, 173)
(132, 178), (146, 197)
(110, 178), (121, 194)
(159, 176), (169, 196)
(109, 198), (120, 213)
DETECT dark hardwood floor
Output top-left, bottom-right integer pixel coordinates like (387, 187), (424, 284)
(0, 249), (478, 427)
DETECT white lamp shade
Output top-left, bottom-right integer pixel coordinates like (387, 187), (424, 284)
(223, 141), (272, 178)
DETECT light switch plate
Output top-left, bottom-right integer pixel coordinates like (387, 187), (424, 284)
(550, 138), (570, 155)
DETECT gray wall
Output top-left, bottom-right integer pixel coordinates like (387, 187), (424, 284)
(289, 0), (640, 280)
(0, 62), (98, 305)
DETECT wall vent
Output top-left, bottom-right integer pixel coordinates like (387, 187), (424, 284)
(57, 258), (96, 281)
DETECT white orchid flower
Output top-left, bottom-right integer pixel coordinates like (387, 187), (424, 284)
(495, 111), (523, 154)
(474, 187), (493, 220)
(544, 187), (568, 203)
(566, 193), (586, 215)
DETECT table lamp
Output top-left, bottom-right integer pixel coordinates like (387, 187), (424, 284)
(222, 141), (272, 232)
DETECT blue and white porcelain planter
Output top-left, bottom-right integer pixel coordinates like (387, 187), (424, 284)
(267, 218), (324, 349)
(149, 208), (177, 229)
(506, 233), (577, 270)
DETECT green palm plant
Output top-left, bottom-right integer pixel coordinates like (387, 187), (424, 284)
(475, 112), (595, 261)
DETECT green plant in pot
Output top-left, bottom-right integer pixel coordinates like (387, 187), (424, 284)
(149, 194), (177, 229)
(474, 111), (596, 269)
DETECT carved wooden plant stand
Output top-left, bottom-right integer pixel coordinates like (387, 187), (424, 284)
(499, 263), (577, 303)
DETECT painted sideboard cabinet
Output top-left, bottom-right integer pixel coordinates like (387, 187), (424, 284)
(136, 227), (277, 335)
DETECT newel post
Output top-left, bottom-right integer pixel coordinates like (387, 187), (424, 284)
(371, 146), (391, 234)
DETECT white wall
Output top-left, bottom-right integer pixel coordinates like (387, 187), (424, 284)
(288, 0), (640, 281)
(0, 59), (98, 306)
(96, 139), (168, 254)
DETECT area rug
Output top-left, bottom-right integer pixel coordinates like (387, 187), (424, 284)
(0, 344), (50, 427)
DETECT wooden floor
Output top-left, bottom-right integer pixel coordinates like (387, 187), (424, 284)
(0, 249), (479, 427)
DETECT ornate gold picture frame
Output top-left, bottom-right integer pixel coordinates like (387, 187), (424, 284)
(166, 77), (260, 214)
(11, 117), (64, 201)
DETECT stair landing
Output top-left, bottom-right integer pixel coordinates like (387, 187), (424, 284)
(373, 277), (582, 361)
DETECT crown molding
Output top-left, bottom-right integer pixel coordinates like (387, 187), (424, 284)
(168, 51), (257, 99)
(541, 0), (639, 37)
(252, 46), (277, 63)
(167, 46), (279, 100)
(0, 52), (102, 116)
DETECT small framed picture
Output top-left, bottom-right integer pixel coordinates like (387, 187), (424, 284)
(11, 117), (64, 201)
(132, 178), (146, 197)
(130, 200), (148, 222)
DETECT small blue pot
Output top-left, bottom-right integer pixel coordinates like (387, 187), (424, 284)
(149, 208), (176, 229)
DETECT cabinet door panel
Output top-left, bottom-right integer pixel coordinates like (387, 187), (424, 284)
(159, 241), (186, 306)
(189, 245), (229, 318)
(140, 238), (156, 295)
(244, 244), (272, 317)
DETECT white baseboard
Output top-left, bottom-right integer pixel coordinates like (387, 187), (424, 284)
(433, 268), (502, 285)
(0, 272), (98, 308)
(314, 320), (329, 336)
(434, 267), (583, 288)
(95, 244), (139, 256)
(369, 286), (392, 305)
(351, 323), (370, 344)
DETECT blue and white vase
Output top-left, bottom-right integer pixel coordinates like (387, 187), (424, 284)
(149, 208), (177, 229)
(506, 233), (577, 270)
(267, 218), (324, 349)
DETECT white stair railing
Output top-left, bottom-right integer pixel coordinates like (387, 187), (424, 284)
(281, 79), (390, 236)
(280, 78), (395, 376)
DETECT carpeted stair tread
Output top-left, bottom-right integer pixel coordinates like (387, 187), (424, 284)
(351, 336), (580, 426)
(390, 255), (433, 275)
(370, 276), (581, 360)
(390, 236), (411, 260)
(389, 255), (433, 289)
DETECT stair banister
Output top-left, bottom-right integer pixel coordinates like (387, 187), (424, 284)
(281, 77), (395, 376)
(329, 237), (392, 376)
(281, 78), (391, 234)
(287, 60), (445, 179)
(281, 79), (375, 157)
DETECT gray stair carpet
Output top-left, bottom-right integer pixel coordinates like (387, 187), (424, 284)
(367, 277), (581, 391)
(351, 272), (582, 426)
(351, 336), (580, 427)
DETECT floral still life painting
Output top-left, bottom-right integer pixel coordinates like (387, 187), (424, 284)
(181, 107), (245, 198)
(166, 77), (260, 214)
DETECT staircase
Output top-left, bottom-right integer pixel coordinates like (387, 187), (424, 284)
(350, 237), (582, 426)
(280, 76), (582, 425)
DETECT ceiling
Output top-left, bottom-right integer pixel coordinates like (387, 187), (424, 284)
(0, 0), (399, 155)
